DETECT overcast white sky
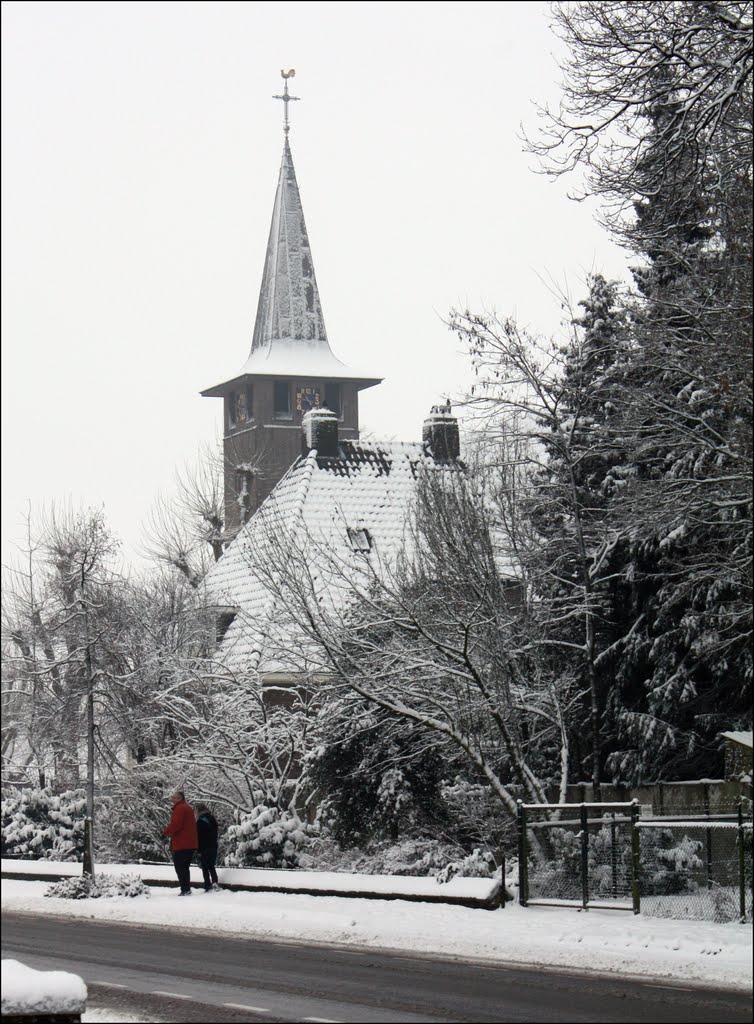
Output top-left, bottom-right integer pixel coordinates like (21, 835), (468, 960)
(1, 0), (631, 567)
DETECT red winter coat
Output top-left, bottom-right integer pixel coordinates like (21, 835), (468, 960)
(163, 800), (198, 852)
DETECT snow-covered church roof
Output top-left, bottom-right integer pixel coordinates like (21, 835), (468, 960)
(204, 436), (460, 675)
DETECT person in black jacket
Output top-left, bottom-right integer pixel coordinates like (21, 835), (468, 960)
(194, 802), (220, 892)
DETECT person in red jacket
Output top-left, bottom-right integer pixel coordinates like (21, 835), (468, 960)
(163, 791), (198, 895)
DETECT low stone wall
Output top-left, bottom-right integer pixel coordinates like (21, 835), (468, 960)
(556, 779), (750, 816)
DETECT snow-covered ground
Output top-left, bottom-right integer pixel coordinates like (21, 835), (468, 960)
(82, 1012), (157, 1023)
(2, 877), (752, 992)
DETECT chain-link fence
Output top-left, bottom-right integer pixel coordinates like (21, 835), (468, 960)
(517, 802), (639, 912)
(518, 801), (752, 921)
(637, 810), (752, 923)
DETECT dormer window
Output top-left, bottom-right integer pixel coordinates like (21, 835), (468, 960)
(215, 609), (237, 643)
(347, 527), (373, 554)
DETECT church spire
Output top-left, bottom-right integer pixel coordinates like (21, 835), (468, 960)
(249, 125), (331, 358)
(200, 70), (381, 530)
(202, 69), (381, 392)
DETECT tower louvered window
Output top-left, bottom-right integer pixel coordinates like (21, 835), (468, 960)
(274, 381), (292, 419)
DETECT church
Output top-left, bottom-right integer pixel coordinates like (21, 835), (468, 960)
(201, 73), (462, 682)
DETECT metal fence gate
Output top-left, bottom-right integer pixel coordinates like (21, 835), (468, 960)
(517, 800), (752, 922)
(637, 806), (752, 923)
(517, 801), (639, 912)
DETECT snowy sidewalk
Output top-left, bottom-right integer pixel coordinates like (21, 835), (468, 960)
(2, 877), (752, 993)
(0, 859), (501, 908)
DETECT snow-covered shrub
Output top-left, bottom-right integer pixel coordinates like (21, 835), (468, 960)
(45, 872), (150, 899)
(297, 832), (512, 882)
(224, 805), (313, 869)
(435, 847), (498, 883)
(1, 787), (86, 861)
(342, 838), (462, 876)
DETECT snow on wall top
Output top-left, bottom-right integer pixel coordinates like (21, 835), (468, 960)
(204, 439), (459, 674)
(720, 731), (753, 749)
(2, 960), (87, 1016)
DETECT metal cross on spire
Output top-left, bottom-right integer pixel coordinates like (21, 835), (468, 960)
(273, 69), (300, 136)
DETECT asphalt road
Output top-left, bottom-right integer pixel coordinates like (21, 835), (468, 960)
(2, 911), (751, 1023)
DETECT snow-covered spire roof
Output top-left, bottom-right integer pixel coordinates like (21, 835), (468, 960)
(201, 134), (381, 394)
(248, 137), (330, 360)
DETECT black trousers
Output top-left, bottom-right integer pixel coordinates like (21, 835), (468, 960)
(199, 847), (218, 888)
(172, 849), (195, 892)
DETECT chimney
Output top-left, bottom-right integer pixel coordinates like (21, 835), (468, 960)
(423, 401), (460, 461)
(302, 406), (339, 457)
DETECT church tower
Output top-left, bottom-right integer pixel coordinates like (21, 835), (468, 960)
(201, 71), (381, 537)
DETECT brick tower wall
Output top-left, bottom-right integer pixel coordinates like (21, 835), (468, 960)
(222, 378), (360, 537)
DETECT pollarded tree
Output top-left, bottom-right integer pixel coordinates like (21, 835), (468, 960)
(142, 441), (266, 588)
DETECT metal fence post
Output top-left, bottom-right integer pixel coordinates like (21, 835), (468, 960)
(704, 783), (713, 890)
(738, 802), (746, 923)
(517, 801), (528, 907)
(580, 803), (589, 910)
(630, 800), (641, 915)
(500, 853), (506, 909)
(610, 812), (618, 898)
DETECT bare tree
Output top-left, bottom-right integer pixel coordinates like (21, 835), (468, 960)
(526, 2), (752, 229)
(451, 300), (635, 794)
(2, 505), (124, 874)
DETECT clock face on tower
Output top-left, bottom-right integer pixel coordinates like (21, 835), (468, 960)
(295, 385), (322, 414)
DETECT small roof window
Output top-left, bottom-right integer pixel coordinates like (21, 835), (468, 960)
(347, 527), (373, 554)
(215, 609), (237, 643)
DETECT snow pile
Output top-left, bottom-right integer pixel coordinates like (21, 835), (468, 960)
(45, 873), (150, 900)
(2, 959), (87, 1016)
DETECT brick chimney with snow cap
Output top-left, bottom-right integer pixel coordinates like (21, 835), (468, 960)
(302, 406), (339, 457)
(423, 401), (460, 461)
